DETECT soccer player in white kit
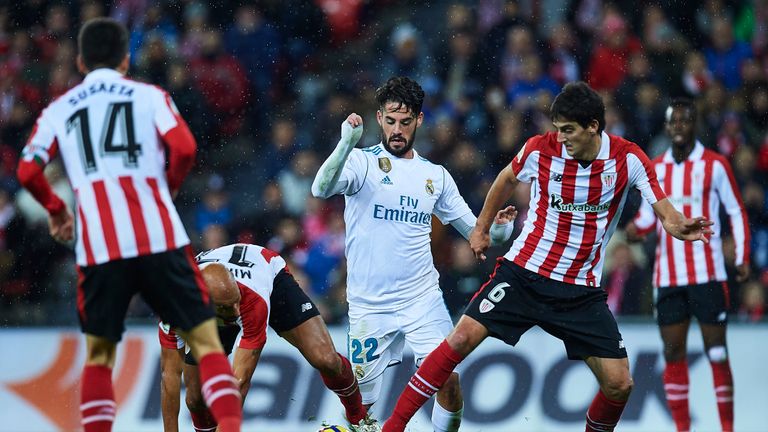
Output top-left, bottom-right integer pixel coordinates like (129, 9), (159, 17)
(311, 76), (515, 432)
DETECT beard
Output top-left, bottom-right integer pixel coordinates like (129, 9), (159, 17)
(382, 130), (416, 157)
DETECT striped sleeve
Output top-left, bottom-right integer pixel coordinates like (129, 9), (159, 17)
(627, 147), (666, 205)
(237, 288), (268, 350)
(713, 158), (750, 265)
(20, 113), (58, 166)
(633, 197), (657, 235)
(510, 137), (540, 183)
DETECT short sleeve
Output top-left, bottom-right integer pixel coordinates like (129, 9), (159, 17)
(510, 138), (540, 184)
(151, 88), (183, 136)
(237, 287), (268, 350)
(627, 149), (665, 205)
(339, 148), (369, 195)
(433, 167), (472, 224)
(20, 112), (58, 166)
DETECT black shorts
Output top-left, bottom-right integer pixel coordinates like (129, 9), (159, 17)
(268, 269), (320, 333)
(464, 259), (627, 360)
(185, 323), (241, 365)
(77, 246), (215, 342)
(656, 280), (730, 326)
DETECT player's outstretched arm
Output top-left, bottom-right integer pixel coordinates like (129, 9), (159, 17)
(160, 347), (185, 432)
(450, 206), (518, 246)
(652, 198), (714, 243)
(470, 165), (520, 260)
(232, 347), (262, 402)
(311, 114), (364, 198)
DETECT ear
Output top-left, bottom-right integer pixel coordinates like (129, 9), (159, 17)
(76, 55), (88, 75)
(416, 111), (424, 128)
(376, 109), (383, 127)
(589, 119), (600, 134)
(117, 54), (130, 74)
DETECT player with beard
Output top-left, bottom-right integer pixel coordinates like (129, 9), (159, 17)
(311, 76), (516, 432)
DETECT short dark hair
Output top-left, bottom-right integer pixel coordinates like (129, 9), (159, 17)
(78, 17), (129, 70)
(666, 97), (696, 121)
(375, 76), (425, 116)
(550, 81), (605, 133)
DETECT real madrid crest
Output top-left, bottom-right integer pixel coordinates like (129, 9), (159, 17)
(425, 179), (434, 195)
(355, 365), (365, 379)
(378, 157), (392, 173)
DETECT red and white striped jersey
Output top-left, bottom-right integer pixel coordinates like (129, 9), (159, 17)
(505, 131), (665, 287)
(159, 244), (289, 351)
(633, 142), (750, 288)
(19, 68), (191, 266)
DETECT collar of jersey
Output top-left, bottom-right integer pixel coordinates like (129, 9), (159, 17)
(662, 140), (704, 164)
(376, 142), (420, 161)
(560, 131), (610, 160)
(84, 68), (124, 83)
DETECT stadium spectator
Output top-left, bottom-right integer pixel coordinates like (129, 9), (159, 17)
(704, 16), (754, 91)
(586, 13), (643, 92)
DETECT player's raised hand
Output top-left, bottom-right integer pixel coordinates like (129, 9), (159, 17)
(469, 227), (491, 261)
(677, 216), (714, 243)
(340, 113), (364, 148)
(49, 207), (74, 243)
(494, 205), (517, 225)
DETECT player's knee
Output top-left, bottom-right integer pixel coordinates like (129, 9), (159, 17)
(663, 344), (686, 362)
(603, 376), (633, 401)
(707, 345), (728, 363)
(311, 348), (342, 376)
(185, 391), (206, 412)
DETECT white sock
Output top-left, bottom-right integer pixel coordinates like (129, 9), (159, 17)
(431, 401), (463, 432)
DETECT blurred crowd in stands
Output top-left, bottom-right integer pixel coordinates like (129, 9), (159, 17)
(1, 0), (767, 326)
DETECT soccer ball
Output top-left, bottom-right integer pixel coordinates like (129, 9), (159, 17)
(317, 426), (350, 432)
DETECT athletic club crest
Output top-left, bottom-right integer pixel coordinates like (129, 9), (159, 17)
(378, 157), (392, 173)
(479, 299), (495, 313)
(601, 172), (616, 187)
(425, 179), (434, 195)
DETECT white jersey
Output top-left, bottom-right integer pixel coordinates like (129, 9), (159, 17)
(20, 68), (189, 266)
(336, 143), (472, 310)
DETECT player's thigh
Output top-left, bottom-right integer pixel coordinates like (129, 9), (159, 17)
(348, 307), (404, 385)
(268, 269), (321, 333)
(463, 259), (536, 347)
(655, 285), (692, 326)
(689, 280), (730, 325)
(584, 356), (632, 394)
(77, 259), (139, 342)
(400, 288), (454, 365)
(137, 246), (215, 332)
(540, 289), (627, 360)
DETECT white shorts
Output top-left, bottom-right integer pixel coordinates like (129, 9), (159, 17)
(347, 287), (453, 405)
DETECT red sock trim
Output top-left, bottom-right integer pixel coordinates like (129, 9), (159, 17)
(586, 390), (626, 432)
(81, 365), (115, 432)
(320, 354), (366, 424)
(198, 352), (241, 431)
(711, 360), (734, 431)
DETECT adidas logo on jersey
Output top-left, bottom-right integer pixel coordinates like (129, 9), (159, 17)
(301, 302), (313, 313)
(380, 176), (393, 185)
